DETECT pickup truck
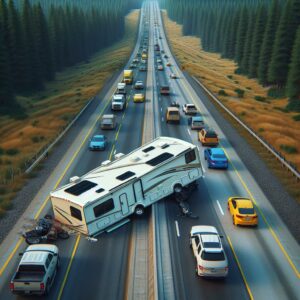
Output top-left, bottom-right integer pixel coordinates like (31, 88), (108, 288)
(111, 94), (125, 111)
(10, 244), (59, 295)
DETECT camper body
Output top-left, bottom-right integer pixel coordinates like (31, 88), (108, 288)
(50, 137), (202, 237)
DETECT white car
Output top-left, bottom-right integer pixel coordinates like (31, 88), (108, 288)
(190, 225), (228, 278)
(182, 103), (197, 115)
(134, 80), (144, 90)
(170, 73), (177, 79)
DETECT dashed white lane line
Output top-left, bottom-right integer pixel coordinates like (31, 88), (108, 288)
(162, 117), (164, 122)
(161, 107), (162, 112)
(216, 200), (224, 216)
(175, 221), (180, 237)
(187, 129), (191, 136)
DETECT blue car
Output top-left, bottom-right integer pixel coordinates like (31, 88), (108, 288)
(89, 135), (107, 151)
(204, 148), (228, 169)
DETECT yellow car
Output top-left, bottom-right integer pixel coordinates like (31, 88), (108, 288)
(228, 197), (258, 226)
(198, 128), (219, 146)
(133, 93), (145, 103)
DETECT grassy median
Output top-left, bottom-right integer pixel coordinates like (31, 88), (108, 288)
(162, 11), (300, 202)
(0, 10), (140, 217)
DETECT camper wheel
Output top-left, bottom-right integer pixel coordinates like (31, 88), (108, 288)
(173, 183), (183, 194)
(134, 205), (145, 216)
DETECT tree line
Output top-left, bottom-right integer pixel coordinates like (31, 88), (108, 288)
(0, 0), (140, 114)
(162, 0), (300, 112)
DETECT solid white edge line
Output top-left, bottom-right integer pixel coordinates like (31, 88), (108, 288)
(216, 200), (224, 216)
(175, 220), (180, 237)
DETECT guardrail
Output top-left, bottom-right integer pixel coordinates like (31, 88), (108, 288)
(192, 76), (300, 181)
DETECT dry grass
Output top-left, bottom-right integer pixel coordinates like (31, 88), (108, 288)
(163, 11), (300, 202)
(0, 10), (139, 215)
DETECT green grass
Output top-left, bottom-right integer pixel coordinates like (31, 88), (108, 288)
(218, 89), (228, 96)
(235, 88), (245, 98)
(292, 114), (300, 121)
(254, 95), (267, 102)
(280, 145), (298, 154)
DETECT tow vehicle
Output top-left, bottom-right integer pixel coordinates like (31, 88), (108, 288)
(10, 244), (60, 295)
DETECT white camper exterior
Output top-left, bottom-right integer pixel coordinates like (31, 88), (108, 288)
(50, 137), (202, 237)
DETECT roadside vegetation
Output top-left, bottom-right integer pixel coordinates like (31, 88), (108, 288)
(0, 9), (139, 217)
(162, 12), (300, 203)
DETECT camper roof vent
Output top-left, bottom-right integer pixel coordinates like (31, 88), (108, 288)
(159, 142), (169, 149)
(70, 176), (80, 183)
(101, 160), (111, 166)
(114, 153), (124, 160)
(142, 153), (150, 157)
(130, 156), (141, 163)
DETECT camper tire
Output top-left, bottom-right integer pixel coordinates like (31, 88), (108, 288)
(173, 183), (183, 194)
(134, 205), (145, 216)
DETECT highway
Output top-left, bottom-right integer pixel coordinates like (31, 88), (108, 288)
(151, 1), (300, 299)
(0, 1), (299, 300)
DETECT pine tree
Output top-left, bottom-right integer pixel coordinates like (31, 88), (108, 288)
(7, 0), (26, 91)
(0, 19), (14, 112)
(22, 0), (43, 90)
(286, 26), (300, 111)
(34, 3), (54, 81)
(257, 0), (280, 85)
(248, 5), (267, 78)
(235, 7), (249, 64)
(268, 0), (300, 87)
(240, 9), (255, 74)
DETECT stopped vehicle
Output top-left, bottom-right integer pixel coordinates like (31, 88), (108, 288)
(50, 137), (203, 237)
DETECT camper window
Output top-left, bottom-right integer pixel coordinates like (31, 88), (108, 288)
(116, 171), (135, 181)
(185, 149), (196, 164)
(94, 198), (115, 218)
(65, 180), (97, 196)
(146, 152), (174, 166)
(142, 146), (155, 153)
(70, 206), (82, 221)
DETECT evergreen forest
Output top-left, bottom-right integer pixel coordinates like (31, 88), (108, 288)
(0, 0), (140, 114)
(162, 0), (300, 111)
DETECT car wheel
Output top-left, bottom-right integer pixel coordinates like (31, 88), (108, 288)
(45, 279), (51, 295)
(173, 183), (183, 194)
(134, 205), (145, 216)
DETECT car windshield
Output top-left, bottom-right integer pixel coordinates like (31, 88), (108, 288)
(169, 111), (179, 115)
(93, 136), (104, 142)
(201, 251), (225, 261)
(193, 121), (203, 126)
(206, 132), (217, 138)
(114, 99), (123, 103)
(203, 242), (221, 248)
(187, 105), (195, 109)
(212, 154), (226, 159)
(238, 208), (255, 215)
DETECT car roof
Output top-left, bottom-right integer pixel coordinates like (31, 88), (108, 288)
(235, 198), (254, 208)
(191, 225), (218, 235)
(210, 148), (225, 155)
(21, 245), (58, 265)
